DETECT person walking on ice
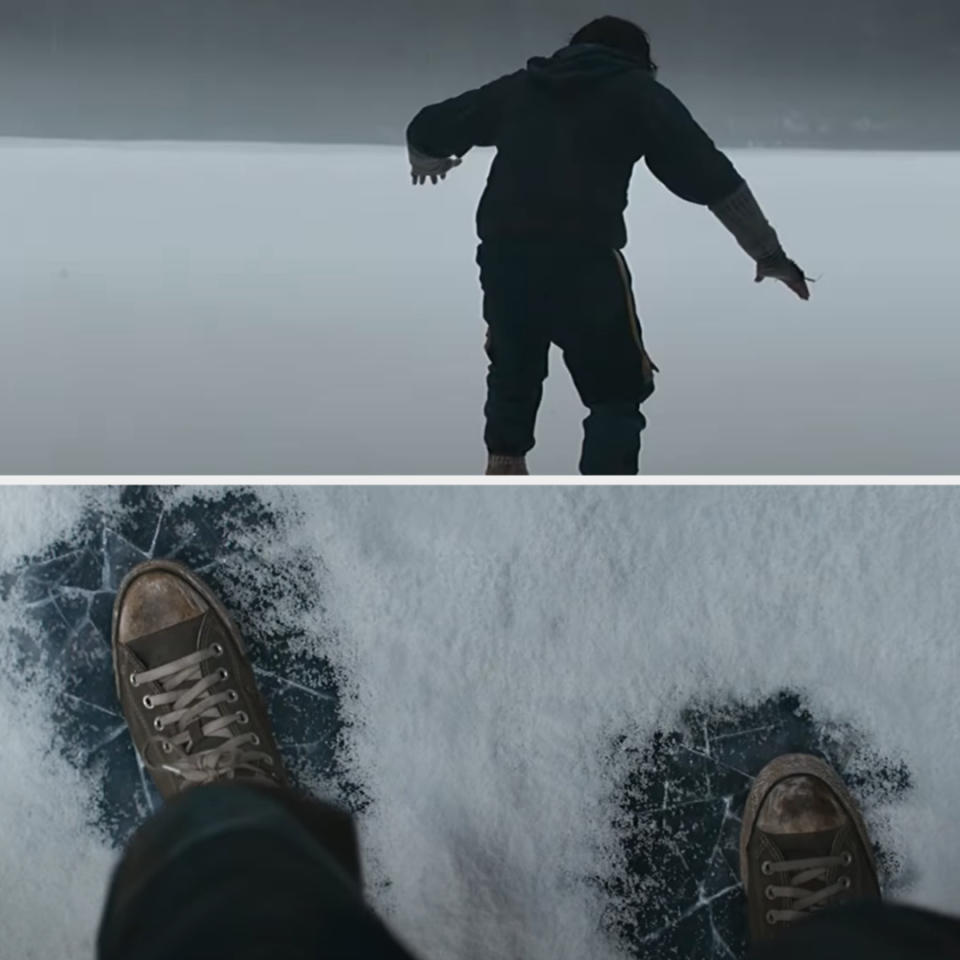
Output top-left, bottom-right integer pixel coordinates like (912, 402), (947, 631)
(407, 15), (811, 476)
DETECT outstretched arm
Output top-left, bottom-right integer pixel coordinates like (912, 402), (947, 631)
(406, 71), (522, 184)
(641, 81), (809, 299)
(711, 184), (810, 299)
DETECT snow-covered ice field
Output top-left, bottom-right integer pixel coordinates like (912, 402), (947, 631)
(1, 485), (958, 958)
(1, 141), (957, 474)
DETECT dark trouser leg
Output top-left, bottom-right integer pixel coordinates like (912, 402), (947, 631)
(554, 250), (654, 476)
(483, 326), (549, 457)
(752, 900), (960, 960)
(98, 783), (417, 960)
(580, 404), (648, 476)
(477, 245), (551, 457)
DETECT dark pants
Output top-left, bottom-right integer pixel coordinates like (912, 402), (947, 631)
(477, 242), (656, 476)
(97, 784), (415, 960)
(98, 783), (960, 960)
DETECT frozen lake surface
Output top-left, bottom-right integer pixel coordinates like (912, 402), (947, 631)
(0, 486), (957, 958)
(0, 141), (957, 473)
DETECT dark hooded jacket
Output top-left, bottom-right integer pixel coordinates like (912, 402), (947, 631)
(407, 44), (744, 249)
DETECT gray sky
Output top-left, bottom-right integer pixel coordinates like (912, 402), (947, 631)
(1, 0), (958, 147)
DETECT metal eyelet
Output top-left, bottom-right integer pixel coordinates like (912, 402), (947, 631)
(218, 668), (229, 681)
(841, 851), (853, 867)
(760, 861), (774, 876)
(142, 695), (154, 710)
(250, 734), (261, 746)
(265, 756), (275, 766)
(129, 673), (139, 687)
(766, 910), (777, 926)
(211, 643), (224, 657)
(765, 885), (776, 901)
(161, 741), (173, 754)
(237, 711), (249, 725)
(840, 876), (851, 889)
(227, 690), (239, 703)
(153, 717), (164, 731)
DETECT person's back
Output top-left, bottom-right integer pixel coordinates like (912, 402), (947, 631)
(477, 45), (659, 248)
(479, 46), (745, 249)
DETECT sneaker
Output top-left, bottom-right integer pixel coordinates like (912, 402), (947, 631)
(740, 753), (881, 944)
(486, 454), (529, 476)
(111, 559), (287, 799)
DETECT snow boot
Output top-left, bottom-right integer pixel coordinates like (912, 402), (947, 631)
(112, 559), (287, 799)
(740, 753), (881, 945)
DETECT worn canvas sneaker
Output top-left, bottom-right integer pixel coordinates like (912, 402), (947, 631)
(740, 753), (881, 945)
(486, 454), (529, 476)
(112, 559), (286, 799)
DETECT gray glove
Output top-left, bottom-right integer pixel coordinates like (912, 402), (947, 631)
(408, 145), (462, 185)
(755, 251), (811, 301)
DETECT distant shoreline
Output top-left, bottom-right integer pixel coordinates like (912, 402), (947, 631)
(0, 136), (957, 155)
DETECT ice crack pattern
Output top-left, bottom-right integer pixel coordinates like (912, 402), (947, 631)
(595, 692), (913, 960)
(0, 486), (363, 846)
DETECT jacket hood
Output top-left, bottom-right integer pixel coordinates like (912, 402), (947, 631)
(526, 43), (650, 92)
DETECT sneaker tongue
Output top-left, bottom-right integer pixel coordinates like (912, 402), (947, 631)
(763, 827), (841, 861)
(763, 828), (844, 915)
(126, 614), (206, 669)
(130, 614), (246, 763)
(129, 613), (224, 759)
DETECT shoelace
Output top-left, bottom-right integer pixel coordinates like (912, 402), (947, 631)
(762, 853), (853, 926)
(130, 645), (276, 787)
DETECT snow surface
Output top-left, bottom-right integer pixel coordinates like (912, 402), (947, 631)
(1, 485), (959, 959)
(0, 140), (958, 473)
